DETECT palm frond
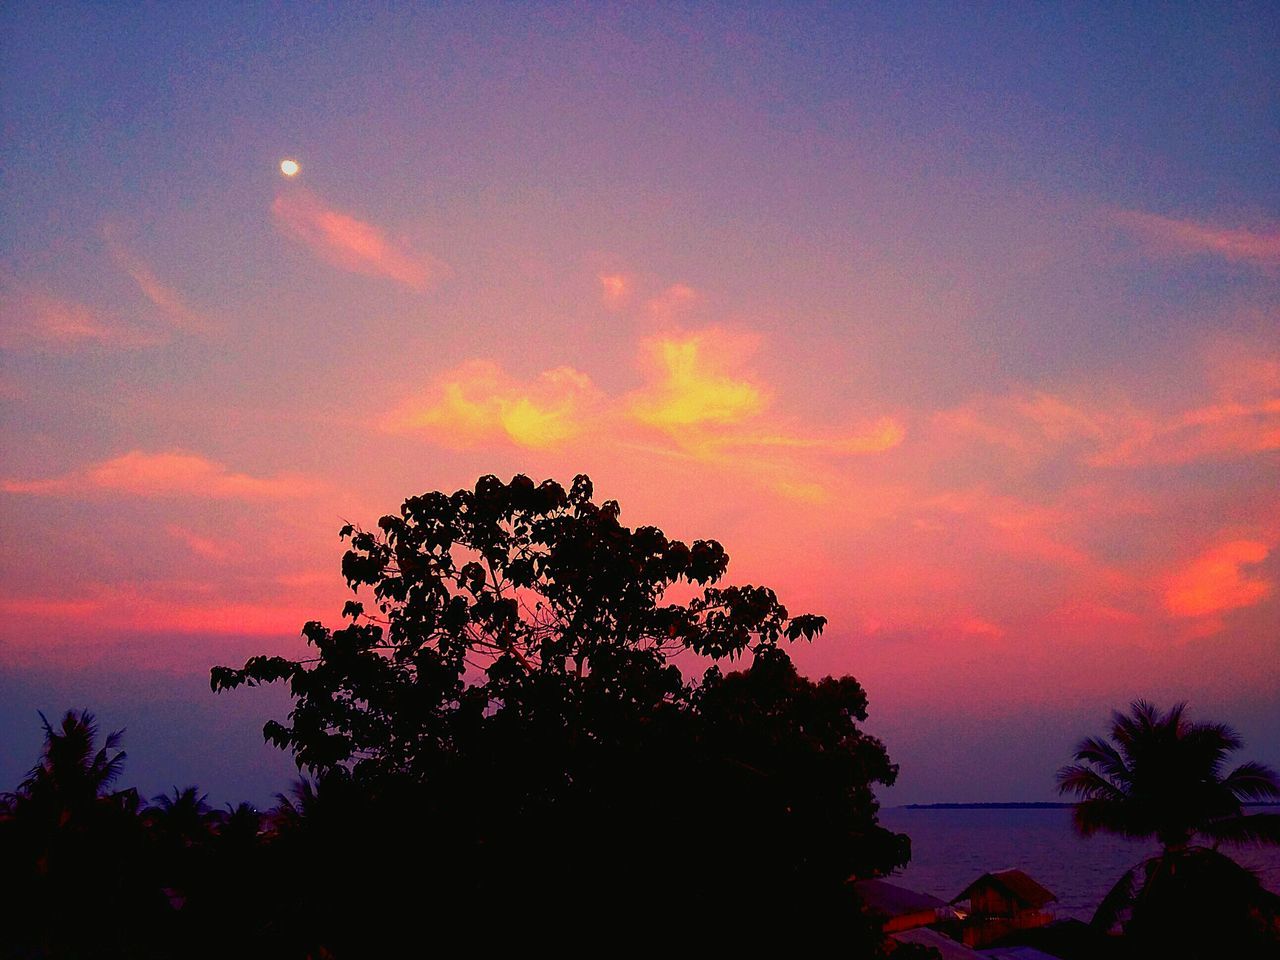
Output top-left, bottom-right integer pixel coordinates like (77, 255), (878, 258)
(1057, 764), (1125, 801)
(1202, 813), (1280, 847)
(1072, 736), (1132, 785)
(1221, 761), (1280, 802)
(1092, 859), (1144, 932)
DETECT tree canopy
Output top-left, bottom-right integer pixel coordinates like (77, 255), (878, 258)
(212, 473), (911, 945)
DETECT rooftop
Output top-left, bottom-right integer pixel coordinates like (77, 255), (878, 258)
(952, 869), (1058, 910)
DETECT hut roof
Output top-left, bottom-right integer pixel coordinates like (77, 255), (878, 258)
(854, 878), (948, 918)
(951, 869), (1057, 909)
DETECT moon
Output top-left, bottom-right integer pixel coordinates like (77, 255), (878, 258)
(280, 159), (300, 177)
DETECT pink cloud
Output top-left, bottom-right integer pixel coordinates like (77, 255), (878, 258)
(1091, 397), (1280, 467)
(939, 368), (1280, 468)
(1115, 210), (1280, 266)
(3, 451), (315, 500)
(0, 291), (159, 349)
(272, 189), (447, 291)
(645, 282), (701, 322)
(0, 589), (318, 654)
(103, 226), (214, 333)
(166, 524), (235, 561)
(598, 272), (633, 310)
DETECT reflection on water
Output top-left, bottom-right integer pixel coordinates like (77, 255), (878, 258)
(879, 806), (1280, 923)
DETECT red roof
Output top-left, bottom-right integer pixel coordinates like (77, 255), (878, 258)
(950, 869), (1057, 909)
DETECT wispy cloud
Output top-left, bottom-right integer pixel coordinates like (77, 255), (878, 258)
(3, 450), (314, 500)
(939, 366), (1280, 469)
(645, 283), (701, 322)
(627, 329), (904, 462)
(1115, 210), (1280, 267)
(103, 225), (214, 333)
(166, 524), (236, 561)
(272, 188), (447, 291)
(0, 291), (159, 349)
(386, 325), (903, 503)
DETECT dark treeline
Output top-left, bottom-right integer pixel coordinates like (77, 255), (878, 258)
(0, 695), (930, 959)
(4, 476), (1278, 958)
(1, 475), (942, 958)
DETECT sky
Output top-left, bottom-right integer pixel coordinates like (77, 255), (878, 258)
(1, 4), (1277, 805)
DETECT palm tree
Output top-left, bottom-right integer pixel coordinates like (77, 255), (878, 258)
(1058, 700), (1280, 954)
(12, 710), (128, 820)
(148, 785), (216, 847)
(1, 710), (163, 957)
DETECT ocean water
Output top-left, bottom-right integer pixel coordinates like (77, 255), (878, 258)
(878, 806), (1280, 923)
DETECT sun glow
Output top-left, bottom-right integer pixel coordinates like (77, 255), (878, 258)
(279, 159), (300, 177)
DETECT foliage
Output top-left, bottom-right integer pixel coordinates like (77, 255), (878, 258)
(1058, 699), (1280, 956)
(210, 473), (908, 945)
(0, 711), (166, 959)
(0, 475), (920, 956)
(212, 473), (828, 777)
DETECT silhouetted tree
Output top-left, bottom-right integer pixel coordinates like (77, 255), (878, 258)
(0, 711), (168, 959)
(214, 473), (910, 951)
(148, 786), (216, 847)
(1058, 699), (1280, 957)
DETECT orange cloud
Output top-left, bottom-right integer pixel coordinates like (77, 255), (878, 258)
(1115, 210), (1280, 266)
(272, 189), (447, 291)
(3, 451), (313, 500)
(385, 360), (599, 448)
(724, 420), (906, 454)
(1166, 540), (1273, 618)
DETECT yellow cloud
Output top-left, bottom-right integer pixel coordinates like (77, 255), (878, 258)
(627, 330), (903, 465)
(629, 331), (767, 432)
(386, 360), (597, 449)
(388, 327), (901, 504)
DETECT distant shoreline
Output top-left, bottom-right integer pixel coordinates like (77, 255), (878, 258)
(898, 801), (1280, 810)
(900, 802), (1072, 809)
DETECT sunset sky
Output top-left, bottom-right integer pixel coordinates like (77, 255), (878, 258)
(2, 5), (1277, 804)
